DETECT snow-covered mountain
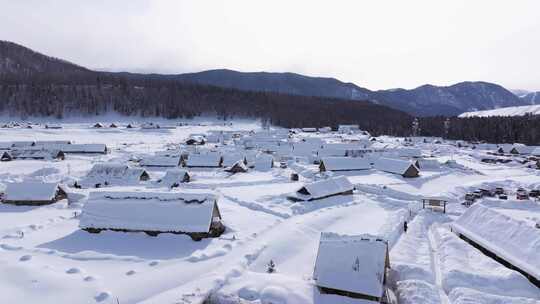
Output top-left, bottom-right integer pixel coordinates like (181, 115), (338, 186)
(0, 40), (531, 117)
(176, 73), (524, 117)
(520, 91), (540, 105)
(459, 104), (540, 117)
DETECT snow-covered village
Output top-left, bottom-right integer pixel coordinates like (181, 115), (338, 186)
(0, 120), (539, 304)
(2, 1), (540, 303)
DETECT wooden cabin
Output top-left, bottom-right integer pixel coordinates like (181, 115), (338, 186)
(453, 204), (540, 287)
(11, 148), (65, 160)
(319, 157), (371, 172)
(2, 182), (67, 206)
(79, 163), (150, 188)
(0, 150), (13, 161)
(183, 153), (223, 168)
(313, 233), (392, 302)
(253, 154), (274, 171)
(79, 191), (225, 240)
(225, 161), (248, 174)
(156, 169), (191, 188)
(140, 155), (182, 167)
(58, 144), (108, 154)
(374, 157), (419, 178)
(289, 176), (353, 201)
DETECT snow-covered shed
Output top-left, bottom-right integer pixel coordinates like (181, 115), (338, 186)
(79, 191), (224, 240)
(374, 157), (419, 178)
(396, 147), (422, 158)
(452, 204), (540, 286)
(140, 155), (182, 167)
(253, 154), (274, 171)
(0, 150), (13, 161)
(319, 157), (371, 172)
(186, 135), (206, 145)
(79, 163), (150, 188)
(497, 144), (515, 154)
(11, 148), (65, 160)
(2, 182), (67, 205)
(156, 169), (191, 188)
(289, 176), (354, 201)
(510, 145), (538, 155)
(222, 153), (247, 167)
(45, 124), (63, 129)
(338, 124), (360, 133)
(58, 144), (108, 154)
(35, 140), (71, 146)
(313, 233), (390, 302)
(225, 160), (248, 174)
(184, 153), (223, 168)
(11, 141), (35, 148)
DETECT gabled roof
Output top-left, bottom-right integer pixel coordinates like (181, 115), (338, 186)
(3, 182), (61, 202)
(452, 204), (540, 281)
(185, 153), (222, 167)
(253, 154), (274, 171)
(292, 176), (353, 201)
(374, 157), (417, 175)
(140, 155), (181, 167)
(79, 190), (218, 233)
(396, 148), (422, 158)
(314, 233), (388, 298)
(320, 157), (371, 171)
(57, 144), (107, 153)
(157, 169), (190, 187)
(80, 163), (148, 186)
(511, 145), (538, 155)
(222, 153), (246, 167)
(11, 148), (63, 159)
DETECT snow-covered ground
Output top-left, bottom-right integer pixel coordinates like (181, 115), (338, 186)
(459, 104), (540, 117)
(0, 122), (539, 303)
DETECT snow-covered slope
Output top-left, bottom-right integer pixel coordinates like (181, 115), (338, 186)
(459, 104), (540, 117)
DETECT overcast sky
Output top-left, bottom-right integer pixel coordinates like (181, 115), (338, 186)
(1, 0), (539, 91)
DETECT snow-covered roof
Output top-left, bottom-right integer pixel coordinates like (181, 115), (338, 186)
(11, 141), (35, 147)
(222, 153), (246, 167)
(140, 155), (181, 167)
(511, 145), (538, 155)
(320, 157), (371, 171)
(396, 148), (422, 158)
(79, 190), (219, 233)
(185, 153), (222, 167)
(3, 182), (61, 202)
(253, 154), (274, 171)
(157, 169), (190, 187)
(35, 140), (71, 146)
(374, 157), (417, 175)
(452, 204), (540, 281)
(57, 144), (107, 153)
(225, 160), (248, 173)
(321, 143), (361, 151)
(314, 232), (388, 298)
(80, 163), (148, 187)
(0, 142), (12, 149)
(292, 176), (353, 201)
(11, 148), (63, 159)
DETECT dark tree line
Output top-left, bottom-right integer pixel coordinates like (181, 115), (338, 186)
(1, 71), (539, 144)
(0, 72), (412, 136)
(419, 114), (540, 145)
